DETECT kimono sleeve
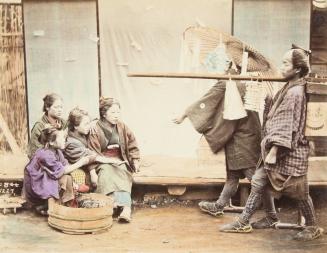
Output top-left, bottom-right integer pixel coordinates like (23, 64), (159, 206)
(40, 151), (65, 179)
(65, 140), (95, 164)
(125, 125), (140, 160)
(265, 91), (301, 150)
(185, 81), (226, 133)
(27, 122), (44, 158)
(87, 126), (103, 155)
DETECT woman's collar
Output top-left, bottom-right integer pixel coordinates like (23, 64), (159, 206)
(43, 114), (62, 128)
(68, 130), (88, 144)
(99, 118), (117, 129)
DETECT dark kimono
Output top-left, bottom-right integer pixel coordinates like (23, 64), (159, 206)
(23, 148), (74, 205)
(64, 131), (96, 185)
(27, 114), (66, 158)
(65, 131), (95, 164)
(185, 80), (261, 171)
(87, 119), (140, 201)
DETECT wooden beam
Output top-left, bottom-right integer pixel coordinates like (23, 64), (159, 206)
(307, 137), (327, 156)
(307, 82), (327, 95)
(128, 72), (327, 82)
(0, 0), (21, 3)
(275, 223), (304, 230)
(0, 113), (21, 154)
(178, 189), (220, 201)
(0, 175), (23, 180)
(133, 176), (248, 186)
(128, 72), (287, 82)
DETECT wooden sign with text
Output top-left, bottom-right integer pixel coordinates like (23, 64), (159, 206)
(0, 179), (23, 197)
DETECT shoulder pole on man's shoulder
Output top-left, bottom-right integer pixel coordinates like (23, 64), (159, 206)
(128, 72), (287, 82)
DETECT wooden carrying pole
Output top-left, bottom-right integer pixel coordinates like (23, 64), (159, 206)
(128, 72), (287, 82)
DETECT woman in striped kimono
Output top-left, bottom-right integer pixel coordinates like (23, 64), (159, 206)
(88, 98), (141, 223)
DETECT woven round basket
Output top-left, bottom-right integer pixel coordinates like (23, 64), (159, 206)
(183, 26), (276, 73)
(48, 193), (113, 234)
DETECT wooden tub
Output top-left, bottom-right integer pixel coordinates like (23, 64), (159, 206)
(48, 193), (113, 234)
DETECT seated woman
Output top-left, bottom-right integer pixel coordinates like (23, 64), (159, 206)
(23, 126), (91, 215)
(88, 97), (141, 223)
(64, 107), (123, 191)
(27, 93), (66, 158)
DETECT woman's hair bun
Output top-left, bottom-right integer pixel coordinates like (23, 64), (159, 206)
(38, 124), (58, 145)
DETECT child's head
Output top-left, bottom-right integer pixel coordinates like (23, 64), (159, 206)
(99, 97), (121, 125)
(39, 125), (66, 149)
(68, 107), (91, 135)
(43, 93), (63, 119)
(280, 47), (310, 80)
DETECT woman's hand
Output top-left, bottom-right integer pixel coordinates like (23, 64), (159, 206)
(80, 156), (90, 166)
(86, 154), (97, 164)
(96, 156), (126, 166)
(265, 146), (278, 164)
(64, 156), (89, 174)
(172, 114), (187, 124)
(90, 169), (98, 187)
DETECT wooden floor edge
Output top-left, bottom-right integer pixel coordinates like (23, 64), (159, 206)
(1, 174), (327, 187)
(133, 176), (232, 186)
(0, 174), (24, 180)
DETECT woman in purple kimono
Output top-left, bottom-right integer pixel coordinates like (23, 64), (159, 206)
(23, 126), (91, 215)
(220, 46), (324, 241)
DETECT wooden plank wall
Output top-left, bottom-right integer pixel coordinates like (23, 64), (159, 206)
(0, 3), (27, 153)
(311, 6), (327, 74)
(307, 81), (327, 156)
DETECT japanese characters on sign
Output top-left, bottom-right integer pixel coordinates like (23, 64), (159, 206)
(0, 180), (22, 196)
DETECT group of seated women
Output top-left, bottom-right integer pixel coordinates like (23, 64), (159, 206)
(23, 94), (140, 222)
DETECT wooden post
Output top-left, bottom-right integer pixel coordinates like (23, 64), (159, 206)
(0, 113), (21, 154)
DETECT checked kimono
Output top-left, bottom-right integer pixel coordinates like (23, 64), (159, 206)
(262, 78), (309, 177)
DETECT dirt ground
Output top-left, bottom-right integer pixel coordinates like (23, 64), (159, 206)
(1, 198), (327, 253)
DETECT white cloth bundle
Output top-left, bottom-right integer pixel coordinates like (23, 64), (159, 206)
(223, 79), (247, 120)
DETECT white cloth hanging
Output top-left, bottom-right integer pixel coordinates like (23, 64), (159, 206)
(223, 79), (247, 120)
